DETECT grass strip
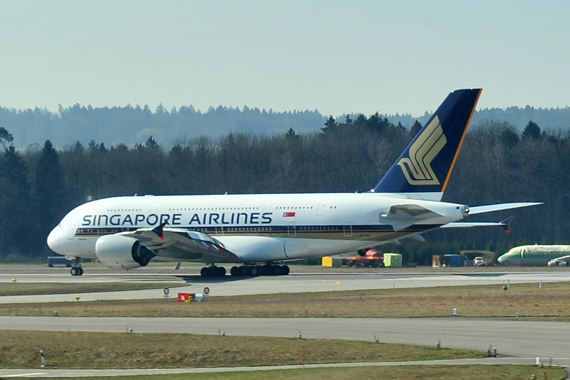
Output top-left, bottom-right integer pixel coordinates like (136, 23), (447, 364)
(1, 282), (570, 319)
(0, 282), (185, 297)
(50, 365), (567, 380)
(0, 330), (482, 369)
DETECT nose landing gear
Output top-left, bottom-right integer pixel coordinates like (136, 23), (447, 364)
(70, 258), (83, 276)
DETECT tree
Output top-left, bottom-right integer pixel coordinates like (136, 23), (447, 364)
(499, 124), (520, 148)
(0, 126), (14, 150)
(285, 128), (298, 141)
(521, 121), (541, 140)
(0, 145), (31, 258)
(32, 140), (66, 253)
(410, 120), (422, 136)
(321, 116), (337, 134)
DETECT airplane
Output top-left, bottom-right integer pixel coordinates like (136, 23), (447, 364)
(47, 88), (542, 277)
(498, 245), (570, 266)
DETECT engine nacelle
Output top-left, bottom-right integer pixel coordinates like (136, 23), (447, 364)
(95, 235), (156, 270)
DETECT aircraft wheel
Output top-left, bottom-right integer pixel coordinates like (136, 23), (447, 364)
(70, 267), (79, 276)
(270, 266), (281, 276)
(77, 267), (84, 276)
(230, 266), (240, 277)
(250, 267), (259, 276)
(238, 266), (248, 276)
(217, 267), (226, 277)
(200, 267), (209, 277)
(281, 265), (290, 276)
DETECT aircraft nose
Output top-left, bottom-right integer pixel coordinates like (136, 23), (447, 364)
(47, 227), (62, 253)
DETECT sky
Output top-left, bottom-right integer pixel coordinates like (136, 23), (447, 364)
(0, 0), (569, 117)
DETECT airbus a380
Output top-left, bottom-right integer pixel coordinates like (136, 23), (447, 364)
(47, 89), (541, 277)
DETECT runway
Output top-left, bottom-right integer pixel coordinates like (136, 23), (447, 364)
(1, 267), (570, 377)
(1, 267), (569, 304)
(1, 316), (568, 360)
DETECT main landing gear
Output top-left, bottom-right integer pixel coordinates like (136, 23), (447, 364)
(70, 258), (83, 276)
(200, 266), (226, 277)
(198, 264), (290, 277)
(230, 264), (290, 277)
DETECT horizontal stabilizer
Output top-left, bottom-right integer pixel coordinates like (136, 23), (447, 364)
(468, 202), (542, 215)
(382, 204), (443, 231)
(443, 221), (509, 228)
(443, 216), (513, 233)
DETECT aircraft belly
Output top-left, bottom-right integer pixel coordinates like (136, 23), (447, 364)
(284, 238), (379, 259)
(215, 236), (286, 263)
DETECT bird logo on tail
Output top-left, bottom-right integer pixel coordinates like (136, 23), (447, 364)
(397, 116), (447, 186)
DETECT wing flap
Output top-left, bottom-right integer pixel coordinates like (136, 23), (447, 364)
(122, 227), (242, 263)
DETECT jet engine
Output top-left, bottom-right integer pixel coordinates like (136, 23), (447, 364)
(95, 235), (156, 270)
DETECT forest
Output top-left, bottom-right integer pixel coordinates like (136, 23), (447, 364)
(1, 102), (569, 149)
(0, 114), (563, 265)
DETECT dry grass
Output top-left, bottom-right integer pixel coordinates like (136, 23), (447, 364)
(0, 330), (481, 369)
(1, 282), (569, 319)
(0, 282), (185, 297)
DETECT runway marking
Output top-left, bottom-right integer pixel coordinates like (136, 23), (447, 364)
(417, 325), (570, 336)
(2, 373), (46, 377)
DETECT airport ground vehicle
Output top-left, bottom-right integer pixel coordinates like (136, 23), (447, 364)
(346, 251), (384, 267)
(47, 256), (72, 267)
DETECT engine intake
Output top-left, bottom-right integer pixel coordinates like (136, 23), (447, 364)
(95, 235), (156, 270)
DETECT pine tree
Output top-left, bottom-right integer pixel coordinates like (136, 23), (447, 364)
(32, 140), (66, 253)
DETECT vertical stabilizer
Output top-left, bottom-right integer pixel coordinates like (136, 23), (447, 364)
(372, 88), (482, 200)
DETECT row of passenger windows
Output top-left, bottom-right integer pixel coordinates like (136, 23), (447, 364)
(107, 209), (143, 212)
(165, 205), (339, 211)
(103, 205), (341, 213)
(78, 226), (345, 235)
(168, 207), (260, 211)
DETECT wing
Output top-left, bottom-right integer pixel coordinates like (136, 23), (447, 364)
(548, 255), (570, 266)
(121, 223), (243, 264)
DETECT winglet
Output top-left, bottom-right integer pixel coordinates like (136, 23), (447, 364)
(152, 222), (168, 240)
(372, 89), (482, 199)
(500, 216), (514, 234)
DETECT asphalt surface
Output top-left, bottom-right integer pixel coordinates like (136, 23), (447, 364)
(1, 267), (569, 303)
(1, 266), (570, 377)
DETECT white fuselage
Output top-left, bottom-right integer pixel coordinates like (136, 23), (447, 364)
(47, 192), (467, 264)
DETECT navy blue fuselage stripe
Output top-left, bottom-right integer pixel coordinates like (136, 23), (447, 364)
(75, 224), (443, 236)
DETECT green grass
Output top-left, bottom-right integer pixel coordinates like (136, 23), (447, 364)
(1, 365), (566, 380)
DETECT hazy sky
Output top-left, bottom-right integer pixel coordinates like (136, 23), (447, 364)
(1, 0), (568, 116)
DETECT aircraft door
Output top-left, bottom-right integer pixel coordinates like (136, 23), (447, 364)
(68, 226), (76, 240)
(317, 201), (327, 216)
(288, 222), (296, 237)
(343, 220), (353, 237)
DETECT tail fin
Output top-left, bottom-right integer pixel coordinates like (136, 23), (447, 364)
(372, 88), (482, 200)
